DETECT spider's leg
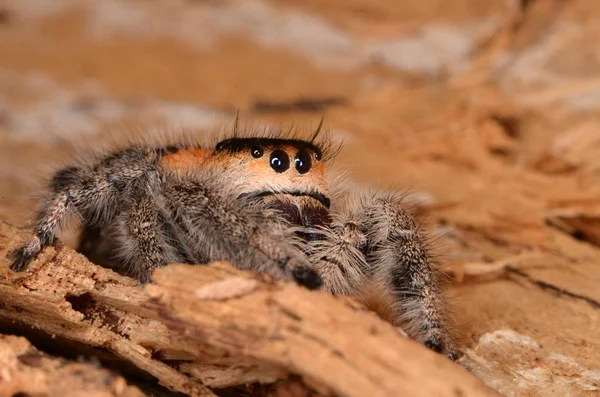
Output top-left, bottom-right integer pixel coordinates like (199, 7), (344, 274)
(163, 180), (322, 289)
(113, 194), (185, 283)
(77, 222), (104, 259)
(358, 191), (458, 360)
(10, 148), (158, 272)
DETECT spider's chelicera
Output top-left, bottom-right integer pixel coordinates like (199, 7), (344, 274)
(9, 125), (458, 360)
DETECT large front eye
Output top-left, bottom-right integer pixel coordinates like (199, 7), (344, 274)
(270, 150), (290, 173)
(295, 149), (312, 174)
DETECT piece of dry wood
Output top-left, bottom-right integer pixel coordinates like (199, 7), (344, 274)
(0, 221), (501, 397)
(0, 333), (144, 397)
(0, 221), (280, 397)
(445, 252), (544, 283)
(145, 265), (501, 397)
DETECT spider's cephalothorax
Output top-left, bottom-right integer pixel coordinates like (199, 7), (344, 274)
(9, 125), (458, 360)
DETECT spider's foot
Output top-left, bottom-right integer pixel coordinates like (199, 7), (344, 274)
(9, 247), (35, 272)
(424, 337), (461, 361)
(291, 265), (322, 290)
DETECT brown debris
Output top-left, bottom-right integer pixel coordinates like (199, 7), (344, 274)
(461, 329), (600, 397)
(0, 334), (144, 397)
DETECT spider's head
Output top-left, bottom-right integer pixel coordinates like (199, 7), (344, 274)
(212, 137), (331, 208)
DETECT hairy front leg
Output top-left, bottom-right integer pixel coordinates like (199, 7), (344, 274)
(10, 148), (160, 272)
(113, 195), (184, 283)
(163, 180), (323, 290)
(346, 190), (458, 360)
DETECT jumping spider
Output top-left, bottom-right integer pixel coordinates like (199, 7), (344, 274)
(10, 123), (458, 360)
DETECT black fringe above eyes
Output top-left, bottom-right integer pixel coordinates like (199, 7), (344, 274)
(215, 138), (323, 158)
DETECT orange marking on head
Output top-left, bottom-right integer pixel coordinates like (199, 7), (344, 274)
(311, 162), (326, 176)
(161, 148), (212, 172)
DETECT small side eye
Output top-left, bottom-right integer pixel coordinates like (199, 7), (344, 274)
(295, 149), (312, 174)
(270, 150), (290, 173)
(314, 149), (322, 161)
(251, 146), (263, 158)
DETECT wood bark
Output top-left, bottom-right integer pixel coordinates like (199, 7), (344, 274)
(0, 334), (144, 397)
(0, 222), (499, 397)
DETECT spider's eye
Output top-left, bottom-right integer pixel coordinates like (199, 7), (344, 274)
(251, 146), (263, 158)
(294, 149), (312, 174)
(270, 150), (290, 173)
(314, 149), (322, 161)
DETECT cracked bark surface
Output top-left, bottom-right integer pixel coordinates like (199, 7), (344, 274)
(0, 222), (499, 397)
(0, 334), (144, 397)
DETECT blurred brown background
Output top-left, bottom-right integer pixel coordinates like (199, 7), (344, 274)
(1, 1), (599, 395)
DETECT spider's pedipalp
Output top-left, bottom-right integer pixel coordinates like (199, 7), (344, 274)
(302, 215), (369, 295)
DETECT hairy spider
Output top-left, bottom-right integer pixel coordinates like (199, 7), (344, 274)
(9, 122), (458, 360)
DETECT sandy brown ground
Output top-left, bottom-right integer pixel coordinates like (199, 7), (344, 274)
(1, 1), (599, 396)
